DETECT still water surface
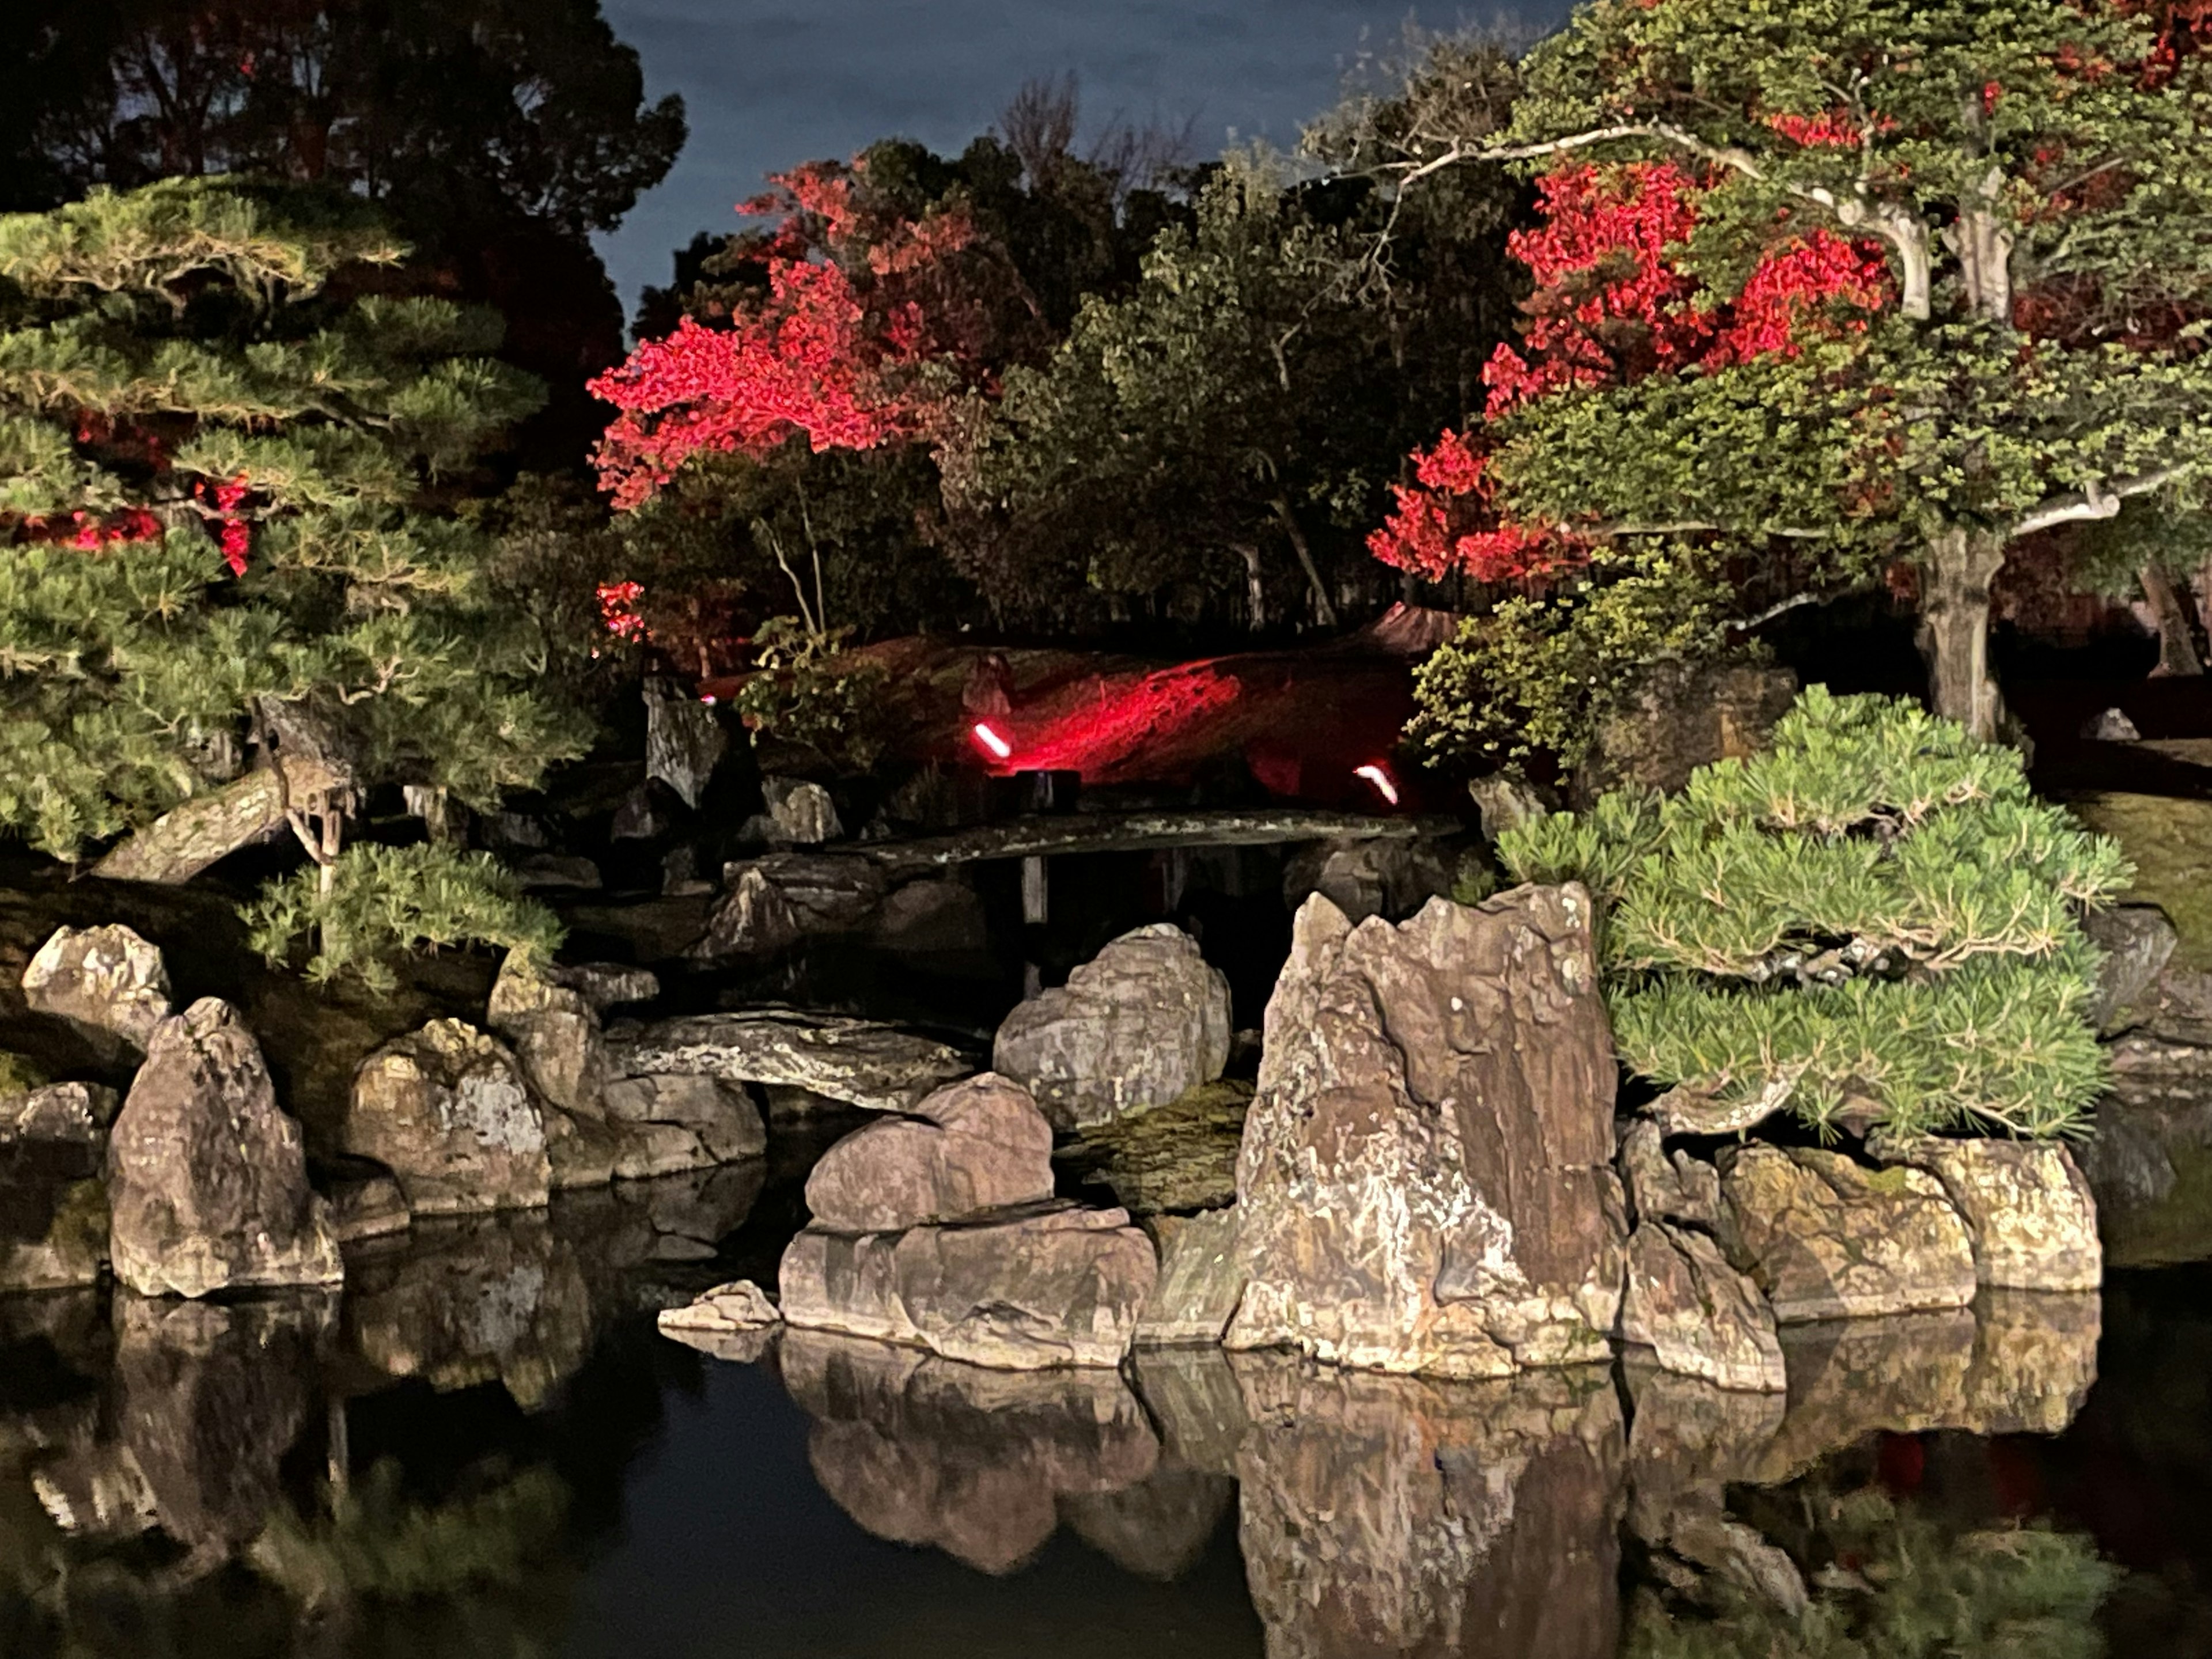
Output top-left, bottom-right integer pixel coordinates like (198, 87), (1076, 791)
(5, 1145), (2211, 1659)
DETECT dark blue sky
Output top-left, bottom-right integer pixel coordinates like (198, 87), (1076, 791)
(594, 0), (1571, 313)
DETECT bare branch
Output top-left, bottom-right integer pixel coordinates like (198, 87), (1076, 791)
(2010, 466), (2191, 537)
(1727, 592), (1823, 631)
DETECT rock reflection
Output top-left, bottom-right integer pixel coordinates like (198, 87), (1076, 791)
(0, 1162), (763, 1657)
(344, 1162), (763, 1407)
(1229, 1354), (1624, 1659)
(777, 1327), (1161, 1574)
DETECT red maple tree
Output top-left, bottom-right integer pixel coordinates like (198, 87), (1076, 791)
(1368, 161), (1891, 584)
(589, 158), (1021, 510)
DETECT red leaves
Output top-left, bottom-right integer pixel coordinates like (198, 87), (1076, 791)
(191, 472), (255, 575)
(1369, 162), (1893, 585)
(590, 156), (990, 510)
(1764, 109), (1862, 148)
(1368, 431), (1588, 582)
(597, 579), (647, 642)
(21, 507), (163, 550)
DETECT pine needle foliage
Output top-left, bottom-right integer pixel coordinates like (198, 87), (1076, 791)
(241, 842), (563, 994)
(0, 179), (588, 860)
(1497, 689), (2129, 1138)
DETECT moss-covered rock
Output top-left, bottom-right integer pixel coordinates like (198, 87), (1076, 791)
(1054, 1078), (1252, 1216)
(2070, 793), (2212, 973)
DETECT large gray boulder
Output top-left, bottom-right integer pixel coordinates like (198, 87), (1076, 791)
(21, 925), (172, 1055)
(1719, 1145), (1977, 1323)
(106, 999), (343, 1298)
(993, 925), (1232, 1131)
(802, 1072), (1052, 1232)
(779, 1204), (1157, 1369)
(342, 1020), (551, 1214)
(609, 1010), (971, 1112)
(1227, 889), (1626, 1378)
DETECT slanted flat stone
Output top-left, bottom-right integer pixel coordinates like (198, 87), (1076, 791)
(779, 1204), (1156, 1369)
(609, 1011), (971, 1113)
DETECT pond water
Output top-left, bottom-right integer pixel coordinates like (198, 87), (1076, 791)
(4, 1131), (2211, 1659)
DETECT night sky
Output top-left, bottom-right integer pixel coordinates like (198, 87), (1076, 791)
(594, 0), (1573, 315)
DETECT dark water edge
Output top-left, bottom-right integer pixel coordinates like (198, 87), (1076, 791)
(7, 1161), (2212, 1659)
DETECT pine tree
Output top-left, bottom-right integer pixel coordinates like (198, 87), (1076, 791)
(1499, 689), (2131, 1138)
(0, 178), (589, 869)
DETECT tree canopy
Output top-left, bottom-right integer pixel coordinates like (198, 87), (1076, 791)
(4, 0), (687, 465)
(1378, 0), (2212, 760)
(0, 179), (586, 859)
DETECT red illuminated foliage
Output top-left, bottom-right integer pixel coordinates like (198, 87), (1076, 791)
(1369, 162), (1892, 584)
(589, 158), (1015, 510)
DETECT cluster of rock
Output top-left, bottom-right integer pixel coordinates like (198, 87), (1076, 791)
(658, 885), (2105, 1422)
(660, 918), (1251, 1371)
(339, 954), (764, 1218)
(2, 921), (770, 1301)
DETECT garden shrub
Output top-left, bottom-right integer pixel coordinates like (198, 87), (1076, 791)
(242, 842), (563, 993)
(1497, 688), (2130, 1138)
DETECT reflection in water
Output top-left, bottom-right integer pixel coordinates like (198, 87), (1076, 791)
(1232, 1354), (1624, 1659)
(778, 1327), (1160, 1574)
(0, 1179), (2181, 1659)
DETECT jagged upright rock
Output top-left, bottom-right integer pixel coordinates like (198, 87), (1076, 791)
(1227, 889), (1626, 1378)
(486, 953), (607, 1119)
(643, 677), (726, 809)
(1620, 1222), (1785, 1394)
(342, 1020), (551, 1215)
(21, 925), (172, 1055)
(106, 999), (343, 1297)
(993, 925), (1232, 1131)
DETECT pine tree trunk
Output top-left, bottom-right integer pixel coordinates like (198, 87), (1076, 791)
(1272, 498), (1338, 630)
(2140, 565), (2207, 677)
(1917, 526), (2010, 741)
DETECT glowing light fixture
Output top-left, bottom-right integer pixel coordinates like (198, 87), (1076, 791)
(1354, 762), (1400, 806)
(972, 721), (1013, 760)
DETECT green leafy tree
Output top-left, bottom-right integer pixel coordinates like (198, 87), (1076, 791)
(1499, 690), (2130, 1137)
(1388, 0), (2212, 744)
(0, 179), (588, 864)
(945, 154), (1517, 631)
